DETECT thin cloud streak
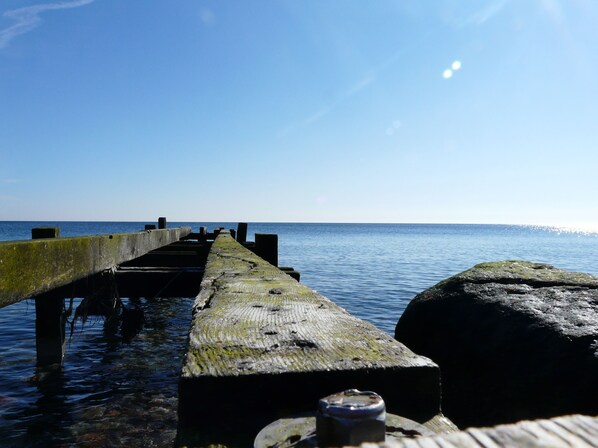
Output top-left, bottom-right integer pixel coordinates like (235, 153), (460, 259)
(463, 0), (509, 27)
(0, 0), (93, 49)
(277, 31), (434, 138)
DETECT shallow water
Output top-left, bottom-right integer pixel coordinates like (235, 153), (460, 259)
(2, 222), (598, 446)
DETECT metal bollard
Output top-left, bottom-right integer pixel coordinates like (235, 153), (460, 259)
(316, 389), (386, 446)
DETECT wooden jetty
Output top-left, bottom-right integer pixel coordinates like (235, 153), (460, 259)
(178, 231), (453, 446)
(360, 414), (598, 448)
(1, 221), (597, 447)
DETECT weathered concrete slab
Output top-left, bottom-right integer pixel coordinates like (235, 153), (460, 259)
(359, 414), (598, 448)
(395, 260), (598, 428)
(0, 227), (191, 307)
(178, 232), (446, 447)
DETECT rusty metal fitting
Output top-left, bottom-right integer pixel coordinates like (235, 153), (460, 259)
(316, 389), (386, 446)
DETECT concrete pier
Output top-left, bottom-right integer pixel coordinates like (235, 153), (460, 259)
(178, 232), (449, 447)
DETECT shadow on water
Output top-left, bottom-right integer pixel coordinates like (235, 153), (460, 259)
(0, 296), (194, 448)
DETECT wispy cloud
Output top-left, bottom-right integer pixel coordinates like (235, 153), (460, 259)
(278, 73), (377, 137)
(0, 0), (93, 49)
(199, 8), (215, 26)
(462, 0), (509, 27)
(277, 31), (434, 138)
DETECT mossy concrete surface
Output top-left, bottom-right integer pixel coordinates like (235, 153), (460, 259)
(0, 227), (191, 308)
(178, 232), (448, 447)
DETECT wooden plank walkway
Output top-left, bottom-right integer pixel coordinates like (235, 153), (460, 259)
(0, 226), (191, 307)
(178, 231), (449, 446)
(360, 414), (598, 447)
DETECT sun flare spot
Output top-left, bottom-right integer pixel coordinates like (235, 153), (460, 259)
(443, 69), (453, 79)
(452, 60), (462, 70)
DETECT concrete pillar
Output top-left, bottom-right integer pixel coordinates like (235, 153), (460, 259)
(255, 233), (278, 267)
(32, 227), (66, 367)
(236, 222), (248, 243)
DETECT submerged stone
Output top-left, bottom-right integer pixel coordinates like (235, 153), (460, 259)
(395, 260), (598, 428)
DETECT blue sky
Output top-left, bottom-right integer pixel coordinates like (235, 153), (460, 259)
(1, 0), (597, 226)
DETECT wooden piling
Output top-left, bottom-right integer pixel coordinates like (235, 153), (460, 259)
(158, 217), (167, 229)
(31, 227), (61, 239)
(32, 227), (65, 366)
(145, 224), (157, 230)
(236, 222), (248, 243)
(255, 233), (278, 267)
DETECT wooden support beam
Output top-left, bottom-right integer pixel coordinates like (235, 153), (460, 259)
(178, 232), (444, 446)
(115, 268), (202, 298)
(35, 294), (66, 366)
(0, 226), (192, 308)
(361, 414), (598, 448)
(32, 227), (66, 366)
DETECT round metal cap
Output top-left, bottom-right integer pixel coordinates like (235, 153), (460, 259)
(318, 389), (385, 419)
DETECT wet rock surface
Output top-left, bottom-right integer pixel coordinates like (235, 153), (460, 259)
(394, 260), (598, 428)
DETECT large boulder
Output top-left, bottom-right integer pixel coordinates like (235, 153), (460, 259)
(395, 260), (598, 428)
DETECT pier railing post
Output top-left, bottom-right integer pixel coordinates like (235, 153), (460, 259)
(32, 227), (66, 367)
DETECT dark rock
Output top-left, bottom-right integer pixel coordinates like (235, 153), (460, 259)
(120, 307), (144, 342)
(394, 260), (598, 428)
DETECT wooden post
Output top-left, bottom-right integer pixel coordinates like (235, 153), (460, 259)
(236, 222), (248, 243)
(145, 224), (157, 230)
(158, 217), (167, 229)
(255, 233), (278, 267)
(31, 227), (61, 239)
(199, 227), (207, 237)
(32, 227), (66, 367)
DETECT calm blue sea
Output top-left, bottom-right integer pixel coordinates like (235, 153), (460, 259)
(1, 221), (598, 446)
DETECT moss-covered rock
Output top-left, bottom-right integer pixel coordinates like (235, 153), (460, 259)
(395, 260), (598, 428)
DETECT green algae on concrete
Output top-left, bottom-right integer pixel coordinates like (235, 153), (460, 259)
(0, 227), (192, 308)
(178, 232), (451, 447)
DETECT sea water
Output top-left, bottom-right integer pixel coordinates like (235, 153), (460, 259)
(1, 222), (598, 446)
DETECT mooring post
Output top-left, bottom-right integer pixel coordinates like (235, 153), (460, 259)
(236, 222), (248, 243)
(32, 227), (66, 367)
(158, 217), (167, 229)
(255, 233), (278, 267)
